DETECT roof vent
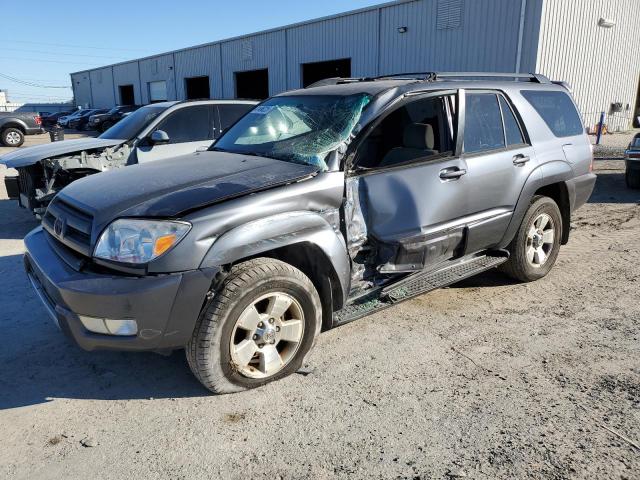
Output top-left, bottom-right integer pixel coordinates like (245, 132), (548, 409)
(437, 0), (464, 30)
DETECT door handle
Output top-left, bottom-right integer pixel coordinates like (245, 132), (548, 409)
(513, 154), (530, 165)
(439, 167), (467, 180)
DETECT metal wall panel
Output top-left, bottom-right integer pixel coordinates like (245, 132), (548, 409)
(536, 0), (640, 131)
(138, 54), (176, 104)
(286, 9), (379, 89)
(71, 72), (92, 108)
(174, 44), (223, 99)
(379, 0), (528, 74)
(220, 30), (286, 98)
(112, 62), (142, 106)
(89, 67), (115, 108)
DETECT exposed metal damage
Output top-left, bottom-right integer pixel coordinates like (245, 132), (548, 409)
(17, 144), (131, 215)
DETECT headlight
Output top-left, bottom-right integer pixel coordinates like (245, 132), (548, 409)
(93, 219), (190, 264)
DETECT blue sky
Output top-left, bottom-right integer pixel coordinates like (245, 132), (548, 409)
(0, 0), (382, 104)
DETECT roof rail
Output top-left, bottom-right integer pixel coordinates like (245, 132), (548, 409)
(431, 72), (551, 83)
(373, 72), (437, 81)
(304, 77), (372, 88)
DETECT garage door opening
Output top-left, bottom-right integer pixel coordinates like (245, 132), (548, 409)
(185, 76), (210, 100)
(119, 85), (135, 105)
(235, 69), (269, 100)
(302, 58), (351, 88)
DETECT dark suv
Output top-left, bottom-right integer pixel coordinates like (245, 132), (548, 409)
(88, 105), (140, 132)
(23, 72), (596, 393)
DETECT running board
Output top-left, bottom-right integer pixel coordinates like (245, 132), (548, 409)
(333, 252), (508, 326)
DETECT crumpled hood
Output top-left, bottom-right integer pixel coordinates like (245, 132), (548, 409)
(56, 151), (318, 231)
(0, 137), (125, 168)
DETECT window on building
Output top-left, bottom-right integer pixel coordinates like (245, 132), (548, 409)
(463, 93), (505, 154)
(302, 58), (351, 87)
(155, 105), (211, 143)
(356, 95), (455, 169)
(148, 81), (168, 103)
(499, 95), (526, 146)
(521, 90), (583, 137)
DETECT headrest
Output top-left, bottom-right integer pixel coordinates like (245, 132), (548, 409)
(403, 123), (435, 150)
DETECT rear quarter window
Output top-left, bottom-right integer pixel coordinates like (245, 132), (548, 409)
(521, 90), (583, 137)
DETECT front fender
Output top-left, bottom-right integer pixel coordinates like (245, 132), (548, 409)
(200, 211), (350, 304)
(498, 160), (573, 248)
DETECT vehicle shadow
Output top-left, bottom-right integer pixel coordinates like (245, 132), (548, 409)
(451, 269), (520, 289)
(0, 253), (209, 409)
(589, 169), (640, 204)
(0, 199), (39, 239)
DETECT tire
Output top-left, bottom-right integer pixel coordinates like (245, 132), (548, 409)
(100, 121), (113, 132)
(186, 258), (322, 394)
(1, 127), (24, 147)
(625, 168), (640, 189)
(500, 195), (562, 282)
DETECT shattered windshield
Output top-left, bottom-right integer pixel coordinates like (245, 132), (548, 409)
(99, 105), (165, 140)
(212, 93), (371, 171)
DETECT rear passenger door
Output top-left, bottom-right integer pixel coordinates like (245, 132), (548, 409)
(136, 105), (215, 163)
(461, 90), (537, 253)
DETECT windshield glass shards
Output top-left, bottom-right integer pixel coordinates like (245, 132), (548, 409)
(212, 93), (371, 171)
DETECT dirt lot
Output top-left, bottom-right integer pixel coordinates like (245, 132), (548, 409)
(0, 133), (638, 480)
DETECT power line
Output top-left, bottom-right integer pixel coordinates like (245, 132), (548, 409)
(8, 48), (129, 61)
(0, 56), (101, 66)
(0, 38), (152, 53)
(0, 72), (69, 89)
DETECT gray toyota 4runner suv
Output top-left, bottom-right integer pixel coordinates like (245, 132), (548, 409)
(24, 72), (596, 393)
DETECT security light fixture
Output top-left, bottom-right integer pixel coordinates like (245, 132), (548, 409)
(397, 26), (408, 33)
(598, 18), (616, 28)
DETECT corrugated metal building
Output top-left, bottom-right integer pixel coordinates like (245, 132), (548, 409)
(71, 0), (640, 131)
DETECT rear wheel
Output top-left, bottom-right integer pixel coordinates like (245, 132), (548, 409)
(186, 258), (322, 394)
(1, 128), (24, 147)
(500, 195), (562, 282)
(625, 167), (640, 189)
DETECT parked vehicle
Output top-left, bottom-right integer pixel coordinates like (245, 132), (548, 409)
(89, 105), (140, 132)
(22, 72), (596, 393)
(57, 110), (84, 128)
(41, 111), (73, 128)
(0, 112), (44, 147)
(624, 132), (640, 188)
(1, 100), (257, 215)
(68, 109), (108, 131)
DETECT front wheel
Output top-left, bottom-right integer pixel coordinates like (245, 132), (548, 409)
(186, 258), (322, 394)
(1, 127), (24, 147)
(500, 195), (562, 282)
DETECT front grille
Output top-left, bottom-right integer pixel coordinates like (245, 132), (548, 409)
(43, 197), (94, 257)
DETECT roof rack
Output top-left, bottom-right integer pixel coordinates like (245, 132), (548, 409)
(430, 72), (550, 83)
(304, 72), (551, 88)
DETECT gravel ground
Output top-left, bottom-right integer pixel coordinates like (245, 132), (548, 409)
(0, 132), (638, 480)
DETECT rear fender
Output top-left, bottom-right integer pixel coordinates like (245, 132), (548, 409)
(200, 211), (350, 305)
(498, 160), (573, 248)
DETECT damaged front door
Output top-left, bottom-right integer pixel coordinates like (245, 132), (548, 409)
(346, 91), (469, 277)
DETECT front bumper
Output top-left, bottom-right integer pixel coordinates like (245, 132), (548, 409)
(24, 227), (217, 351)
(566, 172), (597, 212)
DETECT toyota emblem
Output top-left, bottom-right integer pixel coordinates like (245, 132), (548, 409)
(53, 217), (65, 237)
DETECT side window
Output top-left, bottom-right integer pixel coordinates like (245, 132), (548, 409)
(463, 93), (505, 154)
(155, 106), (211, 144)
(499, 95), (526, 146)
(356, 95), (454, 169)
(218, 104), (253, 132)
(521, 90), (583, 137)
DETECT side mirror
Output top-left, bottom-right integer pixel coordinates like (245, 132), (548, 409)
(150, 130), (170, 145)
